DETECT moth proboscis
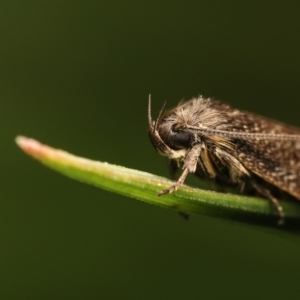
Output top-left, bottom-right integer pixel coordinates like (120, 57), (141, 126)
(148, 95), (300, 225)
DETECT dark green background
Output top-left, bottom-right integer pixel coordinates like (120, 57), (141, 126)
(2, 1), (300, 299)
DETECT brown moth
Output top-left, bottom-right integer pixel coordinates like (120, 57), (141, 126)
(148, 95), (300, 224)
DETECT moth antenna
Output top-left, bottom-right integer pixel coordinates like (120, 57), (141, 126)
(148, 94), (153, 129)
(154, 100), (167, 132)
(186, 125), (300, 141)
(148, 95), (167, 132)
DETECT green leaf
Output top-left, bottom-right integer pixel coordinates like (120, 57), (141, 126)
(15, 136), (300, 231)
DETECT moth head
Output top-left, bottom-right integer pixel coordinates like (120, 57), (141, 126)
(148, 96), (192, 161)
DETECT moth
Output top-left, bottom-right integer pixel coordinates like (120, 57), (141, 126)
(148, 95), (300, 224)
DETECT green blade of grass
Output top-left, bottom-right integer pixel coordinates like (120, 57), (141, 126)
(15, 136), (300, 230)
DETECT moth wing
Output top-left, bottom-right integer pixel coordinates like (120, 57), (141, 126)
(232, 112), (300, 199)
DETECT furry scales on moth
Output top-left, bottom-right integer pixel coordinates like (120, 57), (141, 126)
(148, 95), (300, 225)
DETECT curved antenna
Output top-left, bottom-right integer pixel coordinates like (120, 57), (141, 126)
(148, 94), (152, 129)
(148, 94), (167, 132)
(186, 125), (300, 141)
(154, 100), (167, 131)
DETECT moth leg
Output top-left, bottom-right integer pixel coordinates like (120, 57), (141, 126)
(169, 159), (190, 220)
(168, 159), (179, 180)
(178, 211), (190, 220)
(158, 168), (190, 195)
(252, 182), (285, 225)
(158, 144), (202, 195)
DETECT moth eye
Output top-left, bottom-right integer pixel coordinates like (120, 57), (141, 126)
(170, 130), (192, 148)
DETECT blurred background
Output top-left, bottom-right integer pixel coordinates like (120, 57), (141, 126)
(2, 1), (300, 299)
